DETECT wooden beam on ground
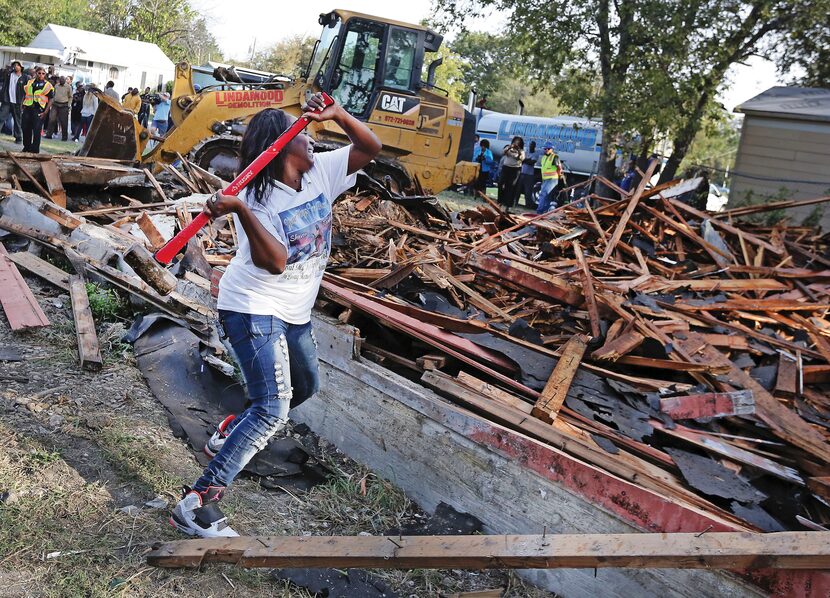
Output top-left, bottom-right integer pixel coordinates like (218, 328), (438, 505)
(5, 251), (70, 291)
(532, 335), (587, 424)
(147, 531), (830, 570)
(40, 159), (66, 208)
(658, 391), (755, 420)
(0, 244), (49, 330)
(600, 160), (656, 263)
(68, 274), (103, 371)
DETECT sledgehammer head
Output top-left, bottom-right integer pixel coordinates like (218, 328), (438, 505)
(123, 243), (178, 295)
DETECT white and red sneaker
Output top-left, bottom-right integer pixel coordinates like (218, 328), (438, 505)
(204, 414), (236, 458)
(169, 485), (238, 538)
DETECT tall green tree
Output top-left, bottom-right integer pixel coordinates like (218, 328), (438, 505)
(243, 35), (315, 78)
(433, 0), (830, 190)
(0, 0), (97, 46)
(427, 43), (467, 103)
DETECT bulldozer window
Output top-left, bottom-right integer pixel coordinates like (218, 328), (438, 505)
(383, 29), (418, 90)
(331, 22), (383, 117)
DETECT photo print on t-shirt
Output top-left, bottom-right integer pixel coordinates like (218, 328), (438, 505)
(280, 193), (332, 276)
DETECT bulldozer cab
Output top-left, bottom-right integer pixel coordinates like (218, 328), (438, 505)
(79, 9), (477, 196)
(307, 11), (442, 119)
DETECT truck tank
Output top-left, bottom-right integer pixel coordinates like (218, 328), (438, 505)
(475, 109), (604, 179)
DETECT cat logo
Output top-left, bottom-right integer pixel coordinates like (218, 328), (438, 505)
(381, 95), (406, 113)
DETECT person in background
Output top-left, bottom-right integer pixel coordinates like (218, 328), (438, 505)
(0, 61), (28, 144)
(123, 87), (141, 114)
(21, 66), (54, 153)
(473, 139), (495, 194)
(70, 81), (85, 142)
(464, 134), (480, 195)
(79, 84), (99, 138)
(138, 87), (152, 128)
(498, 136), (524, 210)
(519, 140), (540, 210)
(46, 75), (71, 140)
(619, 158), (637, 192)
(152, 92), (171, 135)
(103, 80), (119, 102)
(536, 142), (564, 214)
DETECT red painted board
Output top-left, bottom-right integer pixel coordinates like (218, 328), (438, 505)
(0, 244), (49, 330)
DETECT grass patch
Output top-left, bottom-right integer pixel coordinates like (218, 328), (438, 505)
(96, 422), (185, 496)
(305, 462), (411, 535)
(85, 283), (131, 323)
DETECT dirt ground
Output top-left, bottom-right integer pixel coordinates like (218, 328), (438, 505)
(0, 265), (553, 597)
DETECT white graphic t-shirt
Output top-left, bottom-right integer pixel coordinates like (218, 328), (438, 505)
(217, 146), (356, 324)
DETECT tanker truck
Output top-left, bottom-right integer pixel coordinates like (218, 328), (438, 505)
(474, 109), (605, 184)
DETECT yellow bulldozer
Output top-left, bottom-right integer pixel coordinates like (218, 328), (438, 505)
(79, 9), (479, 197)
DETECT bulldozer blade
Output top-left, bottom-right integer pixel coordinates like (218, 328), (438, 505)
(78, 90), (146, 161)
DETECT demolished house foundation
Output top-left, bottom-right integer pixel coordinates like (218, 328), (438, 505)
(1, 153), (829, 597)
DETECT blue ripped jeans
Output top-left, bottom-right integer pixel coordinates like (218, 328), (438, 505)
(194, 310), (320, 491)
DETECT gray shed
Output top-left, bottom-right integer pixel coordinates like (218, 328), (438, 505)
(731, 86), (830, 224)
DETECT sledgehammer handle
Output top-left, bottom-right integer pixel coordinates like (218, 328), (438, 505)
(154, 92), (334, 265)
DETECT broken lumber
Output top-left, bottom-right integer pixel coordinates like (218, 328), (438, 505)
(591, 330), (645, 362)
(146, 531), (830, 570)
(68, 274), (103, 370)
(600, 160), (656, 262)
(532, 334), (587, 423)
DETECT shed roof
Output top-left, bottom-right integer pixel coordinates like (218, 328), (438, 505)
(30, 24), (174, 70)
(735, 86), (830, 123)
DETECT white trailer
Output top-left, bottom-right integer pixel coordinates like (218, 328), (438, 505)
(475, 109), (605, 179)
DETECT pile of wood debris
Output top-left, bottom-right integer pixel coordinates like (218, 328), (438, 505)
(1, 152), (828, 536)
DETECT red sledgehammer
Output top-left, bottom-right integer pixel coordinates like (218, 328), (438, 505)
(154, 92), (334, 266)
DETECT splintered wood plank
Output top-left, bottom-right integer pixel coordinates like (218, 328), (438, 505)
(68, 274), (103, 371)
(146, 531), (830, 570)
(532, 335), (587, 424)
(775, 352), (799, 398)
(136, 212), (168, 251)
(591, 330), (645, 361)
(600, 160), (656, 263)
(6, 251), (70, 291)
(40, 159), (66, 208)
(658, 390), (755, 420)
(572, 241), (600, 338)
(0, 244), (49, 330)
